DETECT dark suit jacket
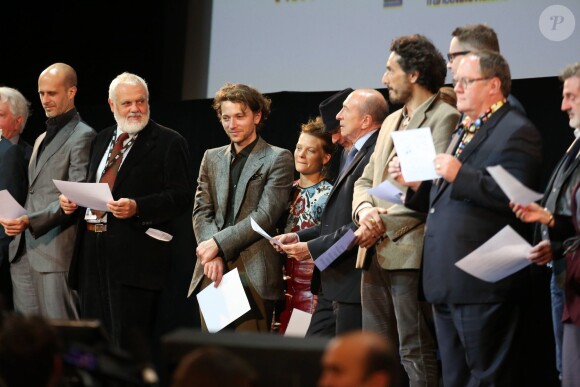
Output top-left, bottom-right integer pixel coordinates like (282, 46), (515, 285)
(298, 130), (379, 303)
(17, 137), (33, 165)
(69, 120), (194, 291)
(407, 104), (542, 304)
(0, 138), (27, 264)
(536, 138), (580, 256)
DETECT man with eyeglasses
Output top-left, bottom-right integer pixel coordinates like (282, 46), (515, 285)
(446, 24), (526, 115)
(390, 50), (542, 386)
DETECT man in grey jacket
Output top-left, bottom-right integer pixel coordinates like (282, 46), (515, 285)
(189, 83), (293, 331)
(1, 63), (96, 319)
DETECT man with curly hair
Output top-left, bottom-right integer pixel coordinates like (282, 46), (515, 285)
(352, 34), (460, 386)
(189, 83), (294, 332)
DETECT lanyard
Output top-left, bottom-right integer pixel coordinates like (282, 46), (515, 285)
(100, 132), (137, 179)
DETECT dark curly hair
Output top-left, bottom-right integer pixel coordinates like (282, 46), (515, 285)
(389, 34), (447, 94)
(213, 83), (271, 132)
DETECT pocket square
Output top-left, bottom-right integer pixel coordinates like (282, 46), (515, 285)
(249, 172), (263, 181)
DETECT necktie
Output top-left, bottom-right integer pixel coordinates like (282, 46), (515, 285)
(94, 132), (129, 218)
(341, 146), (358, 174)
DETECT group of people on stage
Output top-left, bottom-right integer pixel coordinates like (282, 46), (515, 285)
(0, 21), (579, 387)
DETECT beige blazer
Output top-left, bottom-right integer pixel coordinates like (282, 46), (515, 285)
(352, 93), (460, 270)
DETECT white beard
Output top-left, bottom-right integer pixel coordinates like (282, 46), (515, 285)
(114, 111), (149, 134)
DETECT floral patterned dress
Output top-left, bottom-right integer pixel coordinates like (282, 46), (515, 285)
(278, 179), (332, 334)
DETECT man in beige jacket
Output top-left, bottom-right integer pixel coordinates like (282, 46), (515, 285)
(352, 34), (460, 387)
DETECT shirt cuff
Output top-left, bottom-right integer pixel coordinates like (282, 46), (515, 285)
(354, 202), (373, 225)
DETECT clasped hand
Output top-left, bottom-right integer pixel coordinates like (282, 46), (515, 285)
(354, 207), (388, 249)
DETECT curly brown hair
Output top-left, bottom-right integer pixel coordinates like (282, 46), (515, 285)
(213, 83), (271, 132)
(390, 34), (446, 94)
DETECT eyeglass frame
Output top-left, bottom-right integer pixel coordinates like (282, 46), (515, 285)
(447, 50), (470, 63)
(454, 77), (492, 89)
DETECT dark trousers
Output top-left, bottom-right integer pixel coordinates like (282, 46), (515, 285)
(433, 302), (521, 387)
(80, 231), (160, 358)
(306, 291), (362, 337)
(0, 239), (13, 312)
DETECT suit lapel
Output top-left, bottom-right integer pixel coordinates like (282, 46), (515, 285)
(30, 117), (79, 186)
(28, 132), (46, 182)
(432, 104), (510, 204)
(216, 146), (232, 221)
(456, 104), (509, 164)
(89, 128), (115, 182)
(380, 112), (403, 182)
(549, 140), (580, 194)
(330, 130), (378, 197)
(112, 121), (158, 192)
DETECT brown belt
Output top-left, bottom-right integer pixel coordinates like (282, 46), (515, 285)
(86, 223), (107, 232)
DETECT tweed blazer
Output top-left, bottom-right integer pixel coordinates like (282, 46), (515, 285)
(189, 137), (294, 300)
(352, 93), (460, 270)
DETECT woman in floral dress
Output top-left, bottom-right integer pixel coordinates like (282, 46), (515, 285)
(277, 116), (334, 334)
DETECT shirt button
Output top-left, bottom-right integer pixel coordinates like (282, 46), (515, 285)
(29, 189), (34, 194)
(429, 208), (435, 214)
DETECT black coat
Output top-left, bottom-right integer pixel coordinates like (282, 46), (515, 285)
(69, 120), (194, 291)
(298, 130), (379, 303)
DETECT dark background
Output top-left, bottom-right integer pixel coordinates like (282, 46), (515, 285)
(2, 2), (570, 385)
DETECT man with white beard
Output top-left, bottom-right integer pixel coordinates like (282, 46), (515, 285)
(59, 72), (194, 355)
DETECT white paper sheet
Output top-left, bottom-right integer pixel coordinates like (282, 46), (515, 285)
(486, 165), (543, 205)
(284, 308), (312, 337)
(52, 180), (113, 212)
(391, 127), (438, 182)
(0, 190), (26, 219)
(250, 216), (281, 246)
(455, 225), (532, 283)
(145, 228), (173, 242)
(196, 268), (251, 333)
(367, 180), (404, 204)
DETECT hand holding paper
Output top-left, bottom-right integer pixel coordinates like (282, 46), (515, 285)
(0, 190), (26, 219)
(53, 180), (113, 212)
(196, 268), (251, 332)
(250, 216), (281, 246)
(486, 165), (543, 205)
(455, 225), (532, 282)
(391, 128), (438, 181)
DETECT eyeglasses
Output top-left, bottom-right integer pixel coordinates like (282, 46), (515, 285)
(454, 77), (491, 89)
(447, 51), (470, 63)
